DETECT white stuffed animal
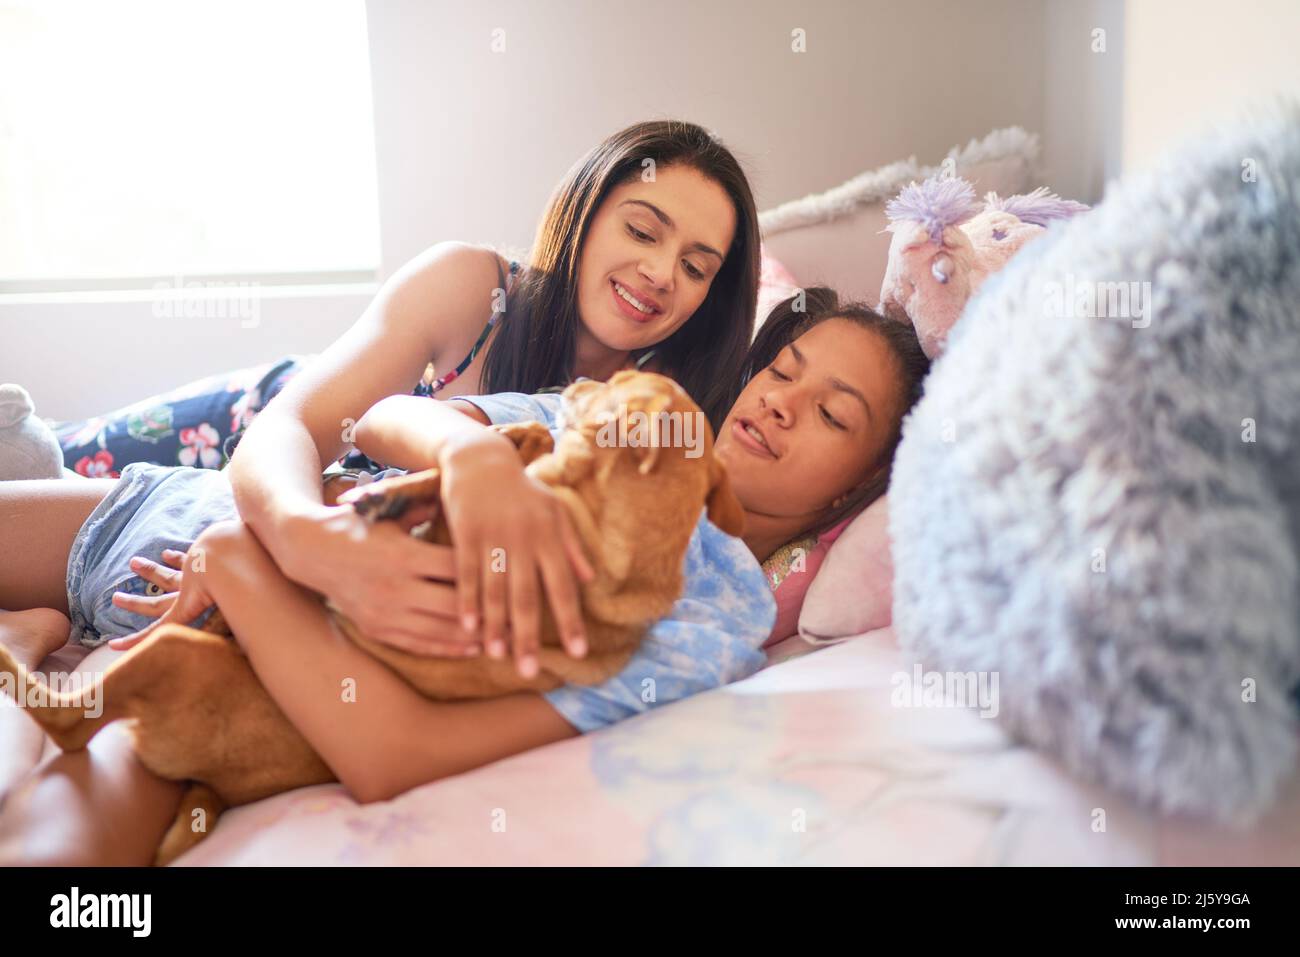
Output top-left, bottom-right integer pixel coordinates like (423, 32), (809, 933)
(0, 384), (65, 480)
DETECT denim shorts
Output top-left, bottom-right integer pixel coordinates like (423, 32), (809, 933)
(66, 462), (238, 647)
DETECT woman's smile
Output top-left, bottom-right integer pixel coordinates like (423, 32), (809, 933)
(608, 278), (664, 323)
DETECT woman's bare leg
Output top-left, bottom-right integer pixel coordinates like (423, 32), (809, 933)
(0, 643), (184, 866)
(0, 608), (72, 798)
(0, 478), (116, 613)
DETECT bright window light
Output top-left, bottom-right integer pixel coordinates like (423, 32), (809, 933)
(0, 0), (381, 290)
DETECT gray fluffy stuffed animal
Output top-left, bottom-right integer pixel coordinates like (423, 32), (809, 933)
(890, 100), (1300, 824)
(0, 384), (65, 481)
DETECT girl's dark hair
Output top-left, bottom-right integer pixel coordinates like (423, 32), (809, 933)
(744, 287), (931, 536)
(483, 119), (760, 430)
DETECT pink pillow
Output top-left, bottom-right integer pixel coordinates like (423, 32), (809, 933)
(761, 517), (850, 648)
(797, 494), (894, 642)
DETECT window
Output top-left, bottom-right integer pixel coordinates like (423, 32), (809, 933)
(0, 0), (381, 291)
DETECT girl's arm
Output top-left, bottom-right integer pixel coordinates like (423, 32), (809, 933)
(199, 520), (578, 803)
(350, 395), (493, 472)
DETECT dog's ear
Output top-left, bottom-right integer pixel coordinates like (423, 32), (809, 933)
(562, 378), (604, 402)
(630, 393), (673, 475)
(558, 433), (594, 484)
(560, 378), (604, 425)
(600, 531), (634, 585)
(633, 441), (661, 476)
(704, 455), (745, 537)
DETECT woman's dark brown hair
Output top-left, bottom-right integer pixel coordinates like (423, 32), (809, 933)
(482, 120), (761, 430)
(743, 287), (931, 536)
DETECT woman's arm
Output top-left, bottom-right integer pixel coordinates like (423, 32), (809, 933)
(199, 521), (578, 804)
(223, 243), (504, 653)
(116, 388), (593, 672)
(224, 242), (588, 670)
(229, 242), (499, 553)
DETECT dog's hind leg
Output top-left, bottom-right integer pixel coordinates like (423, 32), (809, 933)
(154, 782), (225, 866)
(0, 641), (128, 753)
(0, 625), (225, 754)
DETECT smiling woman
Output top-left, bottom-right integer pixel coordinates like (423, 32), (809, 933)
(484, 121), (760, 431)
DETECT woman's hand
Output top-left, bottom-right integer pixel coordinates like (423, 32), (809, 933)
(437, 432), (594, 678)
(111, 508), (479, 659)
(275, 503), (484, 658)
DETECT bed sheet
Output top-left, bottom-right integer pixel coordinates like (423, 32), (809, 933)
(30, 628), (1296, 865)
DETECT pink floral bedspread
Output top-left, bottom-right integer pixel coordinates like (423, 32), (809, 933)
(41, 627), (1278, 866)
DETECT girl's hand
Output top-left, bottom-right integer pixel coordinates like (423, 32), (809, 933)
(438, 433), (594, 678)
(108, 540), (220, 651)
(109, 549), (187, 620)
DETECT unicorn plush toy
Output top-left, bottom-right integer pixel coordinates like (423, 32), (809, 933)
(879, 175), (1089, 358)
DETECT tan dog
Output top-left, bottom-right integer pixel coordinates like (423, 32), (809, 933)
(0, 371), (743, 865)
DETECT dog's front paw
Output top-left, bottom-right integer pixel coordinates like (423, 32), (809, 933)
(491, 422), (555, 465)
(342, 469), (443, 524)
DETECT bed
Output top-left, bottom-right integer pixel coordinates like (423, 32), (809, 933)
(29, 628), (1299, 865)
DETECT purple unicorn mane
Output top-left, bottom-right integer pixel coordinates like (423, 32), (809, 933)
(885, 175), (979, 245)
(983, 187), (1090, 226)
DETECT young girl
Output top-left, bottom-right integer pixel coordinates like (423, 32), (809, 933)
(34, 119), (762, 670)
(0, 291), (928, 865)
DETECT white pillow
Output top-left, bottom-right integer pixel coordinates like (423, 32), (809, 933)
(757, 127), (1039, 309)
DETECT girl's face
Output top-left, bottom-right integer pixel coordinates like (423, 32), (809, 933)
(714, 319), (904, 528)
(576, 164), (737, 355)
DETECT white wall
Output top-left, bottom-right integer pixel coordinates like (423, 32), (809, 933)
(1122, 0), (1300, 170)
(0, 289), (374, 422)
(5, 0), (1090, 421)
(1, 286), (377, 421)
(366, 0), (1048, 276)
(1042, 0), (1126, 202)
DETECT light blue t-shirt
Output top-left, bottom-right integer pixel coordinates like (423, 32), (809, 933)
(461, 391), (776, 733)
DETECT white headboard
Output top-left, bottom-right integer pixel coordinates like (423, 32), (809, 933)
(759, 127), (1041, 307)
